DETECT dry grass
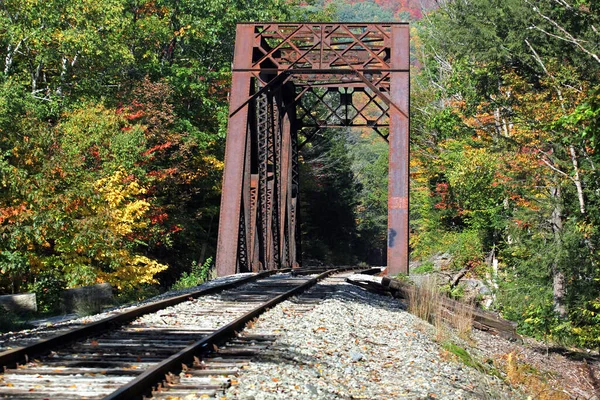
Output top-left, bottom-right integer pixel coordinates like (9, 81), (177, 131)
(245, 317), (258, 329)
(453, 300), (475, 340)
(503, 351), (570, 400)
(407, 276), (475, 341)
(408, 275), (440, 322)
(433, 304), (449, 342)
(407, 276), (449, 341)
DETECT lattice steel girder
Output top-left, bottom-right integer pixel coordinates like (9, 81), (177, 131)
(216, 23), (410, 276)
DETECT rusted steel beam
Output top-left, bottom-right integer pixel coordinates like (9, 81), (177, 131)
(279, 113), (292, 266)
(249, 174), (259, 271)
(216, 24), (255, 277)
(387, 25), (410, 276)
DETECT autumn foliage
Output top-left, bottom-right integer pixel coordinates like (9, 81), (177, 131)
(0, 0), (294, 309)
(412, 0), (600, 348)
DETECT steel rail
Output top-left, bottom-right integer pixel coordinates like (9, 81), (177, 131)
(0, 270), (283, 370)
(103, 267), (359, 400)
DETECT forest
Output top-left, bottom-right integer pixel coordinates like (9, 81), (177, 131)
(1, 0), (599, 349)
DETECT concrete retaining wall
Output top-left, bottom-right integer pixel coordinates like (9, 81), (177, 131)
(0, 293), (37, 313)
(61, 283), (113, 313)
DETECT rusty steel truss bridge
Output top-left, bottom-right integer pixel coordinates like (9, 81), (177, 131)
(216, 22), (410, 277)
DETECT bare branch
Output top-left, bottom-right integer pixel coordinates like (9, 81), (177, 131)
(525, 0), (600, 65)
(537, 150), (573, 181)
(524, 38), (549, 75)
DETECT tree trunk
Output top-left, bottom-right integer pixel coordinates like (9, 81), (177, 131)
(550, 186), (568, 319)
(569, 145), (586, 215)
(5, 43), (13, 75)
(553, 269), (567, 318)
(31, 62), (42, 94)
(485, 247), (499, 308)
(56, 56), (68, 97)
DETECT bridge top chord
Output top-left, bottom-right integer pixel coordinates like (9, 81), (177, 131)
(233, 23), (409, 76)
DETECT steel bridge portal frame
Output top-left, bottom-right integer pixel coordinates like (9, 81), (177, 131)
(216, 23), (409, 276)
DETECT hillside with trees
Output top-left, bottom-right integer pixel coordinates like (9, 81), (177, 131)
(410, 0), (600, 349)
(300, 0), (600, 350)
(1, 0), (599, 352)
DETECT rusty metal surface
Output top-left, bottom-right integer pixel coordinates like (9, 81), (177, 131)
(386, 25), (410, 276)
(216, 24), (254, 277)
(216, 23), (410, 276)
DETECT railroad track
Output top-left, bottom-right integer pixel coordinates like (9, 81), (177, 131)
(0, 267), (366, 399)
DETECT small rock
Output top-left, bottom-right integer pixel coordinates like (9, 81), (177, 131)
(350, 351), (364, 362)
(305, 383), (318, 394)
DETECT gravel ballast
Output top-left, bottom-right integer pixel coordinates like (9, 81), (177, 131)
(226, 276), (519, 400)
(3, 270), (593, 399)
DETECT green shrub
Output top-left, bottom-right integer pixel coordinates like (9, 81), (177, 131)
(440, 282), (466, 300)
(514, 299), (600, 350)
(393, 272), (411, 283)
(447, 229), (484, 271)
(171, 257), (213, 291)
(27, 270), (66, 313)
(442, 341), (501, 378)
(412, 261), (434, 274)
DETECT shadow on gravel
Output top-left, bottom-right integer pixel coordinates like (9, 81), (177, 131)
(235, 280), (495, 399)
(245, 340), (485, 399)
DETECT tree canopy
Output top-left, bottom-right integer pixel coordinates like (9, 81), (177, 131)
(412, 0), (600, 348)
(0, 0), (307, 308)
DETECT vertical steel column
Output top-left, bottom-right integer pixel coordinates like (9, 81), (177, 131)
(256, 91), (270, 270)
(279, 113), (291, 267)
(281, 83), (299, 268)
(387, 25), (410, 276)
(216, 25), (254, 277)
(290, 119), (302, 269)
